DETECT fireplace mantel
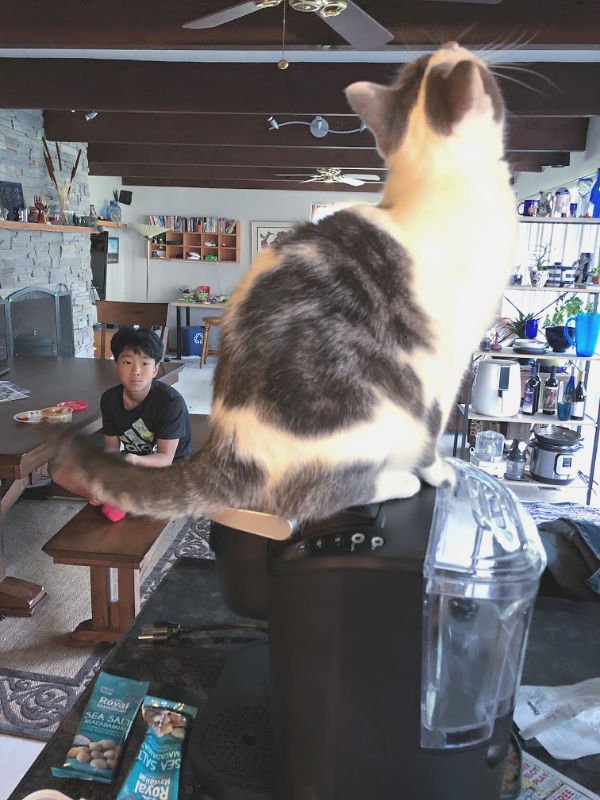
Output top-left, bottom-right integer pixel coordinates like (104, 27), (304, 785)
(0, 220), (96, 234)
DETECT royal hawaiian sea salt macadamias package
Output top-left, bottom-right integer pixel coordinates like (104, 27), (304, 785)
(51, 671), (149, 783)
(116, 694), (198, 800)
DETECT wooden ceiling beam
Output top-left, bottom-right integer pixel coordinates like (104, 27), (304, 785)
(122, 177), (381, 192)
(90, 153), (567, 181)
(88, 144), (386, 169)
(90, 164), (387, 181)
(1, 60), (597, 116)
(0, 0), (597, 46)
(93, 164), (386, 181)
(509, 152), (571, 173)
(47, 112), (589, 152)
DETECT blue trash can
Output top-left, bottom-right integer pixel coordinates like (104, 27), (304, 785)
(181, 325), (206, 356)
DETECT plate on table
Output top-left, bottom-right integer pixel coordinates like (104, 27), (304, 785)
(512, 339), (549, 355)
(14, 409), (43, 424)
(56, 400), (88, 412)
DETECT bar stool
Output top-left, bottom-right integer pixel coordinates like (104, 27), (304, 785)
(200, 316), (222, 367)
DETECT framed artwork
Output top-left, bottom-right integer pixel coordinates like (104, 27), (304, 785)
(251, 221), (295, 259)
(107, 236), (119, 263)
(0, 180), (25, 212)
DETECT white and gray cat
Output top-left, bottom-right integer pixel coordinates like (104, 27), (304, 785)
(58, 43), (517, 527)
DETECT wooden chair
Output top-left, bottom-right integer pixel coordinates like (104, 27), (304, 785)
(200, 316), (222, 367)
(95, 300), (169, 360)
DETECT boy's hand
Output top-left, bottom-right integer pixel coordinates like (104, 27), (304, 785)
(124, 453), (139, 465)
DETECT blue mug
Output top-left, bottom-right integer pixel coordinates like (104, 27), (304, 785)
(564, 312), (600, 357)
(517, 199), (539, 217)
(524, 318), (539, 339)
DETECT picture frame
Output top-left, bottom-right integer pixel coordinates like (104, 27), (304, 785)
(0, 180), (25, 213)
(107, 236), (119, 264)
(251, 221), (295, 260)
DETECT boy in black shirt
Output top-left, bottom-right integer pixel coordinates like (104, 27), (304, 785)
(52, 326), (192, 510)
(101, 326), (192, 465)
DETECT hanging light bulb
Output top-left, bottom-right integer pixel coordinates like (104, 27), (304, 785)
(277, 0), (289, 70)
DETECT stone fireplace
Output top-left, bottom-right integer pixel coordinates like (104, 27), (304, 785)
(0, 109), (94, 356)
(5, 285), (74, 357)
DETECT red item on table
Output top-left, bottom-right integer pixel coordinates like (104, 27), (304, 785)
(56, 400), (88, 412)
(101, 503), (127, 522)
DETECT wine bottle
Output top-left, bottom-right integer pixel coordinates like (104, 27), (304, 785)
(542, 367), (558, 415)
(522, 365), (541, 415)
(563, 368), (575, 403)
(571, 369), (587, 420)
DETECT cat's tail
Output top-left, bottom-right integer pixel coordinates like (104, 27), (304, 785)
(51, 428), (265, 521)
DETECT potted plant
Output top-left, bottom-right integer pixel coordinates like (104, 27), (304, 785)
(529, 244), (551, 287)
(544, 295), (583, 352)
(507, 312), (538, 340)
(591, 267), (600, 286)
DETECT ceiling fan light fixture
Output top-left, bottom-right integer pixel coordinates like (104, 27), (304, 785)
(319, 1), (347, 18)
(257, 0), (284, 7)
(309, 116), (330, 138)
(289, 0), (322, 11)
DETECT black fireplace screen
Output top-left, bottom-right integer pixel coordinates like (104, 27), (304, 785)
(6, 287), (74, 357)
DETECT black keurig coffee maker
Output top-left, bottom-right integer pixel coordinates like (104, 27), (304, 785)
(189, 459), (545, 800)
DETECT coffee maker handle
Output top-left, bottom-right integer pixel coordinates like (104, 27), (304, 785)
(564, 317), (576, 347)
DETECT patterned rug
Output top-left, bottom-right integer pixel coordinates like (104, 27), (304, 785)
(2, 500), (598, 742)
(0, 516), (212, 742)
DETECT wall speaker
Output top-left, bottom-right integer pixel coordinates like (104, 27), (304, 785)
(118, 190), (133, 205)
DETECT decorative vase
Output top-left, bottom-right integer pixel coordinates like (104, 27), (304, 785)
(529, 269), (549, 288)
(55, 181), (71, 225)
(524, 318), (539, 339)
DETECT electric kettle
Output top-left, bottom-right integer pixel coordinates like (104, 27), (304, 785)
(472, 358), (521, 417)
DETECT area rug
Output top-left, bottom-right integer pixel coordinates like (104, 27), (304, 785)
(0, 505), (211, 742)
(1, 499), (598, 742)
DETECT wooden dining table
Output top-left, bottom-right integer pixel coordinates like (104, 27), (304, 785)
(0, 356), (184, 617)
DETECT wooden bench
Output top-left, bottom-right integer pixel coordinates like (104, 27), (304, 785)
(42, 413), (210, 644)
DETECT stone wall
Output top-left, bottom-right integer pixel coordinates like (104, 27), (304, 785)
(0, 110), (94, 356)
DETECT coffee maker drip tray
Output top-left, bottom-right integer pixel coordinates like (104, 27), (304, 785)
(189, 642), (273, 799)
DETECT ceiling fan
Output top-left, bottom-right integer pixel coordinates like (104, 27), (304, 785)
(276, 167), (382, 187)
(182, 1), (394, 49)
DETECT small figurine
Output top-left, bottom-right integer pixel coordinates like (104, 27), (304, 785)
(536, 191), (552, 218)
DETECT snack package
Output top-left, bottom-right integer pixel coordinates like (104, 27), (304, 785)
(51, 672), (149, 783)
(116, 695), (198, 800)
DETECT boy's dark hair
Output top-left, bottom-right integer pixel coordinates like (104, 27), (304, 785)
(110, 326), (164, 363)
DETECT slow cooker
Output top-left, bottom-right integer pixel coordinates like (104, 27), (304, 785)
(529, 425), (583, 485)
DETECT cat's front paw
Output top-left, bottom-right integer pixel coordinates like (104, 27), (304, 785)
(419, 458), (456, 489)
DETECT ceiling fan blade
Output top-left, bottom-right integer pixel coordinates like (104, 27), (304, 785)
(425, 0), (502, 4)
(302, 177), (321, 183)
(340, 176), (364, 187)
(342, 173), (381, 182)
(321, 1), (393, 49)
(182, 1), (263, 29)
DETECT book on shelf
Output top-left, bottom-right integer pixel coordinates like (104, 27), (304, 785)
(147, 215), (238, 235)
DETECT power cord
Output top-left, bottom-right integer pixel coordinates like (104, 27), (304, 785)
(137, 620), (268, 642)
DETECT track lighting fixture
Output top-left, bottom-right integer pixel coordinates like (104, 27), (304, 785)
(84, 111), (99, 121)
(267, 115), (365, 138)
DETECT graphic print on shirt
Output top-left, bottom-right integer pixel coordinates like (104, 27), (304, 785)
(120, 418), (155, 455)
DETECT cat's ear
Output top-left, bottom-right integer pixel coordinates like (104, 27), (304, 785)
(345, 81), (394, 155)
(425, 60), (503, 133)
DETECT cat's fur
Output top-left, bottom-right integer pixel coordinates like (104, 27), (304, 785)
(57, 43), (517, 524)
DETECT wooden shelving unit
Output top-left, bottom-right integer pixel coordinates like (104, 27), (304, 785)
(0, 220), (96, 234)
(149, 220), (239, 264)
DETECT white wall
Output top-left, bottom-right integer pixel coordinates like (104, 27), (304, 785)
(88, 180), (378, 338)
(514, 117), (600, 201)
